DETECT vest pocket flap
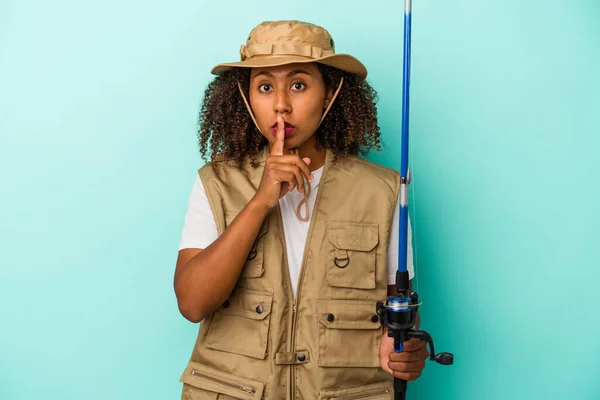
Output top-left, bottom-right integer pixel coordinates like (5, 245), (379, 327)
(327, 222), (379, 251)
(317, 300), (381, 330)
(207, 287), (274, 359)
(218, 287), (273, 321)
(180, 361), (265, 400)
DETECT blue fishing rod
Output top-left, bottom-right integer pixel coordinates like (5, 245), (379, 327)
(376, 1), (454, 399)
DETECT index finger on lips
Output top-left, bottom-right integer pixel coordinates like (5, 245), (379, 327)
(271, 115), (285, 156)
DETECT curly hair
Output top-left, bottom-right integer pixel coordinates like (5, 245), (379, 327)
(197, 63), (382, 167)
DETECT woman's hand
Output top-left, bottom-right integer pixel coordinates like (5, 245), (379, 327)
(379, 331), (429, 381)
(252, 115), (313, 210)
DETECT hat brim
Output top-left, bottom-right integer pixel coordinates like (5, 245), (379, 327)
(210, 53), (368, 82)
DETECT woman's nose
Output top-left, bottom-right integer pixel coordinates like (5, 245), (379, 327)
(273, 89), (291, 114)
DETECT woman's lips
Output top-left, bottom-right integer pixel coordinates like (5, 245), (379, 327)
(272, 123), (295, 137)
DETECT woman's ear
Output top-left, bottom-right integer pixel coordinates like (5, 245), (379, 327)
(324, 90), (334, 109)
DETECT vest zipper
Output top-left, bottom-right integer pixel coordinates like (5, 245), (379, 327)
(190, 369), (256, 395)
(326, 387), (391, 400)
(275, 204), (297, 400)
(291, 291), (298, 398)
(290, 151), (330, 400)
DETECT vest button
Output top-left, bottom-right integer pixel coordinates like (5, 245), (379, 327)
(371, 315), (379, 323)
(222, 300), (230, 308)
(297, 353), (306, 362)
(256, 305), (264, 314)
(327, 314), (335, 322)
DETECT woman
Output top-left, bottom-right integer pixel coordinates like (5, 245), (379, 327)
(175, 20), (428, 399)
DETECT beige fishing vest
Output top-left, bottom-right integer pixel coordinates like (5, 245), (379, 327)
(180, 147), (400, 400)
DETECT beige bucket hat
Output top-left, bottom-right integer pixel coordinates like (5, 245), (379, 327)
(211, 20), (368, 81)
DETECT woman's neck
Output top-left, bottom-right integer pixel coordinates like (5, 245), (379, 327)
(267, 135), (326, 171)
(295, 136), (326, 171)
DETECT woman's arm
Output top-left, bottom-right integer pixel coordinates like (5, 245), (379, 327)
(174, 199), (270, 323)
(174, 116), (312, 323)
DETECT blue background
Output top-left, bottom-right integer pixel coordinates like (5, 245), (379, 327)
(1, 0), (599, 399)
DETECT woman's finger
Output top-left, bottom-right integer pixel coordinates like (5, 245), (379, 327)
(387, 360), (426, 373)
(271, 169), (297, 192)
(392, 371), (422, 382)
(270, 163), (305, 193)
(401, 338), (426, 352)
(271, 115), (285, 156)
(272, 154), (312, 181)
(388, 350), (427, 363)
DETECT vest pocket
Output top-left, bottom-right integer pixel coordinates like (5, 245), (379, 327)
(180, 361), (265, 399)
(326, 222), (379, 289)
(318, 381), (393, 400)
(316, 299), (382, 367)
(206, 287), (273, 359)
(225, 212), (267, 279)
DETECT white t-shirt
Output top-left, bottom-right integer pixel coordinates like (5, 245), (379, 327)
(178, 166), (415, 297)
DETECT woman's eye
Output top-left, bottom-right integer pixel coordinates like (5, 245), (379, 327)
(259, 84), (272, 92)
(292, 82), (306, 91)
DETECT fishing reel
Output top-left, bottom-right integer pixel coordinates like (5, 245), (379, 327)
(376, 270), (454, 399)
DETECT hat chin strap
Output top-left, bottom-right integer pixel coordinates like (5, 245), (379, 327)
(236, 77), (344, 222)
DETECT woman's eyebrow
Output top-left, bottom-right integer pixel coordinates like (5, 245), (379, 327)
(253, 70), (312, 79)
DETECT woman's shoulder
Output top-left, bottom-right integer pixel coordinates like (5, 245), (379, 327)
(199, 153), (234, 167)
(337, 154), (400, 178)
(331, 154), (400, 199)
(197, 154), (248, 175)
(199, 146), (269, 171)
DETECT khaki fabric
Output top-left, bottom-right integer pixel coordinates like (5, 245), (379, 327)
(179, 147), (400, 400)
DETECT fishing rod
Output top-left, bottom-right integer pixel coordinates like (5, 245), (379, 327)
(376, 1), (454, 399)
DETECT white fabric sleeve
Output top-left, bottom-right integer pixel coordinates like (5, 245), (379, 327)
(387, 192), (416, 284)
(178, 174), (219, 251)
